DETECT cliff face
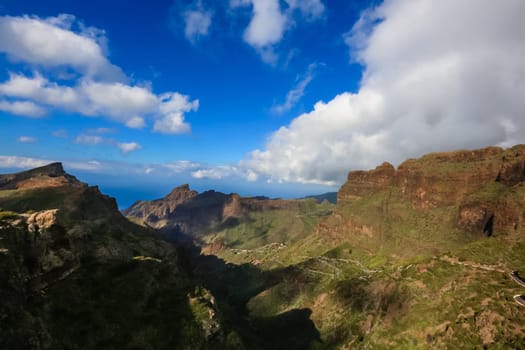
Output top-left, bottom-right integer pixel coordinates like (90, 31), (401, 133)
(0, 162), (79, 190)
(331, 145), (525, 240)
(122, 184), (198, 228)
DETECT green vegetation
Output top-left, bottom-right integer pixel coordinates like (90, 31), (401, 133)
(4, 149), (525, 349)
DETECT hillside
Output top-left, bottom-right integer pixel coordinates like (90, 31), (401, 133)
(124, 187), (333, 260)
(0, 163), (235, 349)
(244, 145), (525, 348)
(4, 144), (525, 349)
(125, 144), (525, 349)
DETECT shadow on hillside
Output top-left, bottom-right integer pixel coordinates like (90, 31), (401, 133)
(171, 231), (322, 349)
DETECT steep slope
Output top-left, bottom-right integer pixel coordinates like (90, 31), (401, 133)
(0, 164), (233, 349)
(124, 187), (333, 260)
(123, 184), (198, 228)
(243, 145), (525, 349)
(122, 145), (525, 348)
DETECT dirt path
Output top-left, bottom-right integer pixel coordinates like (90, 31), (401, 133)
(439, 255), (507, 273)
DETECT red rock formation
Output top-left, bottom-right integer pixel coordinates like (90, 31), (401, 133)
(334, 145), (525, 236)
(338, 162), (396, 203)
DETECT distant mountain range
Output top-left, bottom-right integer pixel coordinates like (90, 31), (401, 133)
(2, 145), (525, 349)
(300, 192), (338, 204)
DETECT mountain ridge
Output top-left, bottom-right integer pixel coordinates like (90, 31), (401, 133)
(0, 164), (234, 349)
(3, 144), (525, 349)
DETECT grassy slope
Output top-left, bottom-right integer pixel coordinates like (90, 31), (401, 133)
(198, 199), (333, 268)
(206, 182), (525, 348)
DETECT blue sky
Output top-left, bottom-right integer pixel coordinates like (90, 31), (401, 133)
(1, 0), (524, 207)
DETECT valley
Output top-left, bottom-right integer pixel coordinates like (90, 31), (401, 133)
(2, 145), (525, 349)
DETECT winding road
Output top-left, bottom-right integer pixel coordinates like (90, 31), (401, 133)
(510, 271), (525, 307)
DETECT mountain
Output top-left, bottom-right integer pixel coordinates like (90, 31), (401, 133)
(125, 144), (525, 349)
(245, 144), (525, 348)
(124, 187), (333, 256)
(0, 163), (233, 349)
(4, 144), (525, 349)
(301, 192), (338, 204)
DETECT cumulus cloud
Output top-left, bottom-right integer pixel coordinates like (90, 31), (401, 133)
(0, 99), (46, 117)
(117, 142), (142, 155)
(0, 14), (198, 134)
(0, 72), (198, 133)
(0, 155), (51, 169)
(125, 116), (146, 129)
(75, 132), (142, 155)
(231, 0), (325, 63)
(17, 136), (37, 143)
(183, 4), (212, 43)
(0, 14), (124, 81)
(153, 93), (198, 134)
(246, 0), (525, 185)
(272, 63), (319, 114)
(191, 165), (238, 180)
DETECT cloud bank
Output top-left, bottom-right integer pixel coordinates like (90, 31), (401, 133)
(246, 0), (525, 185)
(0, 14), (197, 134)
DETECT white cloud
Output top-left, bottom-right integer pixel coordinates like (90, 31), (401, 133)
(246, 0), (525, 185)
(0, 155), (52, 169)
(75, 133), (142, 155)
(0, 99), (46, 117)
(191, 165), (238, 180)
(85, 127), (113, 134)
(17, 136), (37, 143)
(162, 161), (201, 173)
(66, 160), (102, 171)
(284, 0), (325, 20)
(125, 116), (146, 129)
(0, 14), (198, 134)
(153, 92), (198, 134)
(0, 14), (124, 81)
(0, 72), (198, 133)
(80, 81), (159, 118)
(184, 6), (212, 43)
(231, 0), (324, 64)
(230, 0), (287, 64)
(272, 63), (318, 114)
(117, 142), (142, 155)
(0, 73), (81, 112)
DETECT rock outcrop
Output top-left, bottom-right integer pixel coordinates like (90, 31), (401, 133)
(0, 162), (80, 190)
(332, 145), (525, 238)
(338, 162), (396, 203)
(122, 184), (198, 227)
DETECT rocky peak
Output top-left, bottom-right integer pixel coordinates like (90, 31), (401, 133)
(30, 162), (66, 177)
(165, 184), (198, 201)
(338, 162), (396, 203)
(333, 144), (525, 237)
(122, 184), (200, 227)
(0, 162), (79, 190)
(338, 145), (525, 208)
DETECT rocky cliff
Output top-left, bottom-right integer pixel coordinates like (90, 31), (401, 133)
(330, 145), (525, 242)
(124, 186), (301, 236)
